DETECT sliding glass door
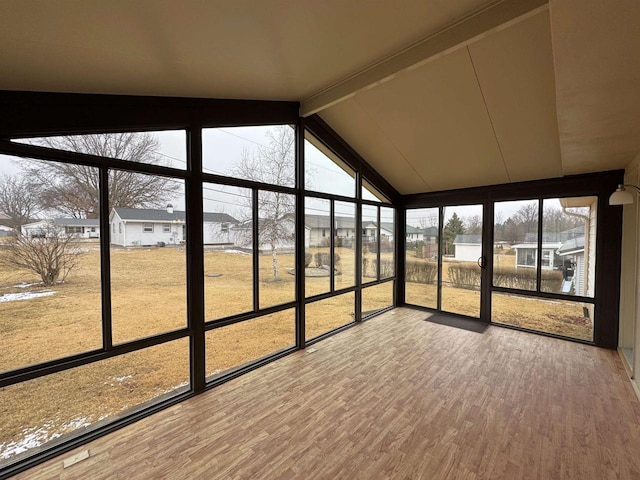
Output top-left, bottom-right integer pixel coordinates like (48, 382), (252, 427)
(440, 205), (483, 318)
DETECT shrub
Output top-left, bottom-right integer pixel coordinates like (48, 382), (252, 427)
(380, 259), (394, 278)
(541, 269), (563, 293)
(493, 267), (564, 293)
(304, 252), (312, 267)
(379, 237), (393, 253)
(314, 252), (340, 267)
(361, 258), (395, 278)
(493, 266), (537, 290)
(448, 263), (480, 290)
(405, 261), (437, 284)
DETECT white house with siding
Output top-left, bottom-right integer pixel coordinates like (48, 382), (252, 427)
(109, 206), (237, 247)
(453, 234), (482, 262)
(21, 218), (100, 239)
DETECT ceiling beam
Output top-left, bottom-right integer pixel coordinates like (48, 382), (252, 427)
(300, 0), (548, 117)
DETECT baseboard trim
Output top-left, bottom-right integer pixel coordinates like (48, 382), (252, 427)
(632, 379), (640, 402)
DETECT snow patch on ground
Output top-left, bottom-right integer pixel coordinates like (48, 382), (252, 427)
(13, 282), (43, 289)
(0, 417), (91, 460)
(0, 291), (55, 303)
(223, 249), (251, 255)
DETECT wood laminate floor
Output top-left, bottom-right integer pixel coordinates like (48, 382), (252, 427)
(13, 308), (640, 479)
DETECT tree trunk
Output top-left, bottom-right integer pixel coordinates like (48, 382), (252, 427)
(271, 243), (279, 280)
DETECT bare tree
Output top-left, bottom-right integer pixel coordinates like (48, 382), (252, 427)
(464, 214), (482, 235)
(418, 213), (438, 229)
(22, 133), (181, 218)
(232, 126), (295, 280)
(0, 223), (82, 286)
(0, 173), (43, 230)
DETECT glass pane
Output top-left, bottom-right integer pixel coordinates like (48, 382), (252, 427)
(305, 198), (331, 298)
(362, 179), (389, 203)
(304, 133), (355, 197)
(380, 207), (395, 279)
(110, 173), (187, 343)
(305, 293), (355, 341)
(258, 191), (296, 308)
(492, 292), (594, 341)
(0, 338), (190, 469)
(205, 309), (295, 380)
(362, 281), (394, 318)
(541, 197), (596, 297)
(493, 200), (539, 290)
(204, 184), (253, 321)
(0, 155), (102, 373)
(441, 205), (482, 318)
(335, 201), (356, 290)
(405, 208), (439, 309)
(13, 131), (187, 170)
(202, 125), (295, 187)
(362, 204), (378, 284)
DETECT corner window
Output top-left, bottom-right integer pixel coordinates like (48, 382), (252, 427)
(163, 224), (171, 233)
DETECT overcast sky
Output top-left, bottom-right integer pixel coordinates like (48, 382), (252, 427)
(1, 131), (573, 225)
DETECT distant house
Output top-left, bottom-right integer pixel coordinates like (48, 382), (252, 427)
(232, 215), (304, 252)
(557, 235), (586, 295)
(0, 225), (14, 237)
(512, 227), (585, 271)
(305, 214), (406, 247)
(406, 226), (438, 244)
(110, 206), (238, 247)
(453, 234), (482, 262)
(304, 214), (355, 247)
(21, 218), (100, 239)
(511, 241), (563, 270)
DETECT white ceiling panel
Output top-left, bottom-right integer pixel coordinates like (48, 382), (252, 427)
(319, 99), (430, 195)
(468, 10), (562, 182)
(0, 0), (496, 100)
(551, 0), (640, 174)
(322, 48), (509, 193)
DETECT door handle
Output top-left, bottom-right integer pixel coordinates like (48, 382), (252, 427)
(477, 256), (486, 269)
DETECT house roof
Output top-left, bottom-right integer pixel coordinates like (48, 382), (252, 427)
(53, 218), (100, 227)
(523, 226), (584, 243)
(558, 235), (585, 255)
(112, 208), (237, 224)
(407, 225), (438, 236)
(511, 242), (563, 250)
(453, 234), (482, 245)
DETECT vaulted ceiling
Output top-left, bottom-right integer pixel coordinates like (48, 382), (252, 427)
(1, 0), (639, 194)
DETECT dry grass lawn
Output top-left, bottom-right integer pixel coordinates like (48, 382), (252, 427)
(404, 251), (593, 341)
(0, 244), (591, 465)
(0, 244), (393, 464)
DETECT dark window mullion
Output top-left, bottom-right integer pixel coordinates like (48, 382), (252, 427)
(296, 119), (305, 348)
(355, 173), (363, 322)
(253, 188), (260, 312)
(376, 206), (381, 282)
(437, 207), (443, 311)
(99, 167), (113, 350)
(330, 200), (335, 292)
(187, 127), (205, 394)
(536, 198), (543, 292)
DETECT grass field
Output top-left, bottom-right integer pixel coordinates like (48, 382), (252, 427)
(1, 243), (591, 464)
(0, 244), (393, 463)
(404, 250), (593, 340)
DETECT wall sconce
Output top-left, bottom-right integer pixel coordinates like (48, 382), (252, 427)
(609, 184), (640, 205)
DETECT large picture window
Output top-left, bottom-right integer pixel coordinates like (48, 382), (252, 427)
(0, 101), (401, 476)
